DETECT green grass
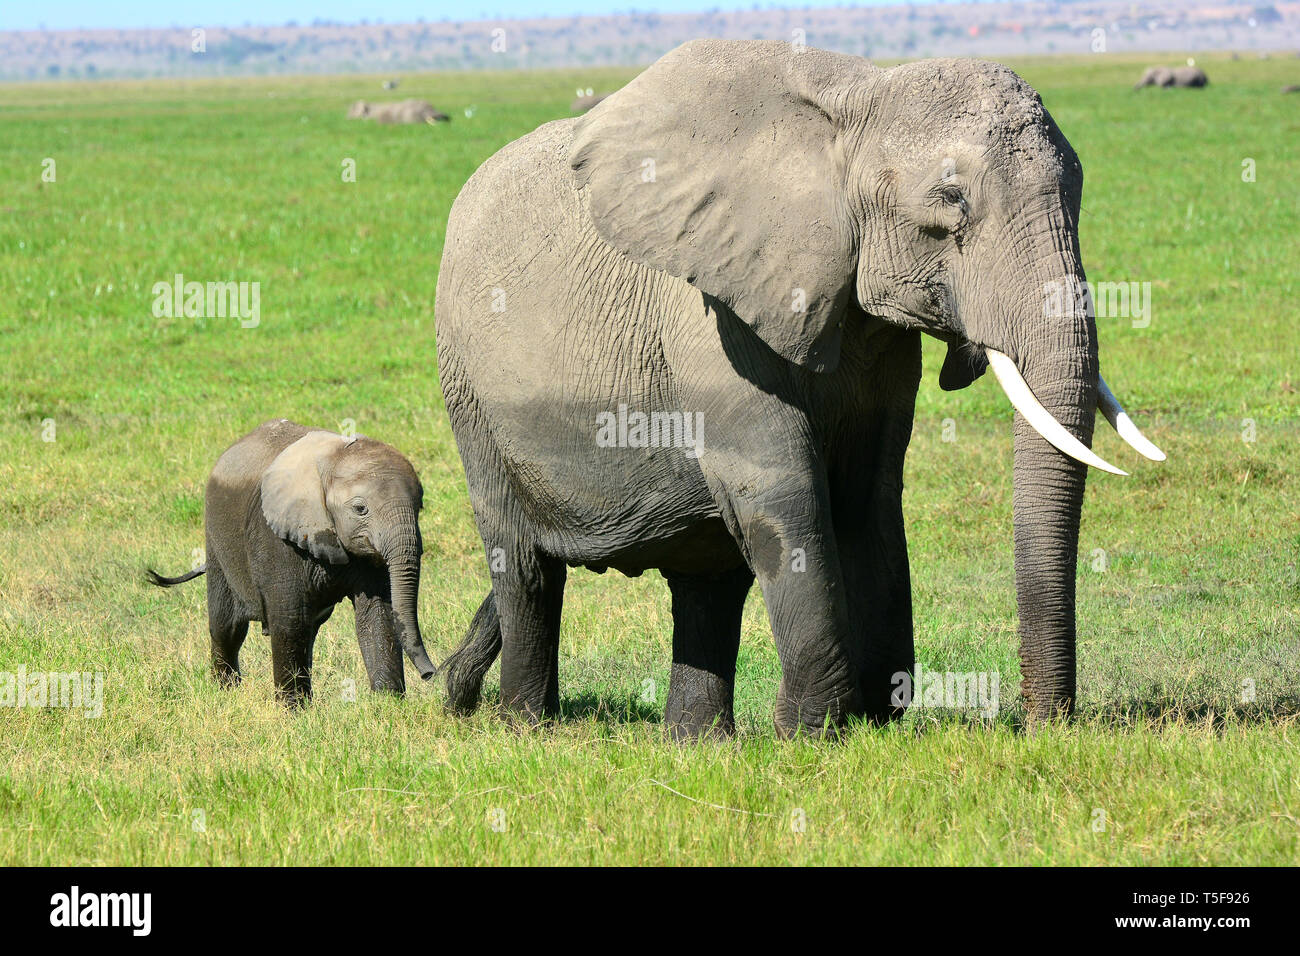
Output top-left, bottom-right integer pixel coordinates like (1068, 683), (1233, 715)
(1, 52), (1297, 865)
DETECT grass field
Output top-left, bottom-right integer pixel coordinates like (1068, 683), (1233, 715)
(1, 51), (1297, 866)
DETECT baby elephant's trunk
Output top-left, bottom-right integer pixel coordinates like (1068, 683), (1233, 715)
(379, 509), (436, 681)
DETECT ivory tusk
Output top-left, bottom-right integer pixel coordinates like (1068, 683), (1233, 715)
(985, 348), (1128, 476)
(1097, 376), (1166, 462)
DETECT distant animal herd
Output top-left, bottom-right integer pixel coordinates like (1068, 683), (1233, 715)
(343, 58), (1300, 129)
(1133, 59), (1298, 93)
(344, 78), (619, 125)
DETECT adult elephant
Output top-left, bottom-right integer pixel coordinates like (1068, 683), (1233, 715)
(1135, 65), (1209, 88)
(348, 99), (450, 123)
(434, 40), (1164, 738)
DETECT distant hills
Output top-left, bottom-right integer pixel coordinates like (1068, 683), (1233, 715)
(1, 1), (1296, 81)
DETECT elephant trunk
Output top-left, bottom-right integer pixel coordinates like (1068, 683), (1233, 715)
(377, 504), (436, 681)
(1001, 287), (1098, 722)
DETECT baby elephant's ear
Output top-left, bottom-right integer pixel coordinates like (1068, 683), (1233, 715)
(261, 431), (349, 564)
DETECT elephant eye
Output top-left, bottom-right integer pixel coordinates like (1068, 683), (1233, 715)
(350, 501), (368, 515)
(940, 185), (967, 209)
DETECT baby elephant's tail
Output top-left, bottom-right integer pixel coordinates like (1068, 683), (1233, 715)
(146, 566), (207, 588)
(441, 591), (501, 714)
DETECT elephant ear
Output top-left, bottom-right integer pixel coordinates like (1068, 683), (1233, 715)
(260, 431), (349, 564)
(570, 39), (868, 373)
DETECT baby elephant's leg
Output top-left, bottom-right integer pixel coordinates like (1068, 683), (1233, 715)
(267, 608), (319, 706)
(206, 564), (248, 688)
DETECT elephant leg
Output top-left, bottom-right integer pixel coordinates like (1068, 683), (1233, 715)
(494, 546), (566, 723)
(831, 340), (919, 724)
(352, 581), (405, 695)
(206, 562), (248, 688)
(663, 565), (753, 741)
(722, 477), (858, 739)
(267, 610), (319, 707)
(832, 475), (914, 724)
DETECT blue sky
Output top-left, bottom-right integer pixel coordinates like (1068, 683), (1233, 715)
(2, 1), (934, 32)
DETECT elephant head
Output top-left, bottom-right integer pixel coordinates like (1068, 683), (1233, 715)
(348, 100), (371, 119)
(260, 430), (435, 679)
(571, 40), (1164, 719)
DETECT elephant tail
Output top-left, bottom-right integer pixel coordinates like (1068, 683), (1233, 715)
(441, 590), (501, 714)
(146, 566), (206, 588)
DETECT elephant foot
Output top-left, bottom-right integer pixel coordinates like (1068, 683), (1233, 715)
(275, 680), (312, 708)
(497, 696), (559, 729)
(665, 705), (735, 742)
(854, 664), (913, 726)
(772, 715), (845, 741)
(665, 663), (736, 742)
(366, 668), (406, 696)
(667, 719), (735, 743)
(855, 706), (905, 727)
(773, 679), (856, 740)
(211, 661), (241, 689)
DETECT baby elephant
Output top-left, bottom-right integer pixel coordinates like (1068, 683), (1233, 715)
(148, 420), (437, 704)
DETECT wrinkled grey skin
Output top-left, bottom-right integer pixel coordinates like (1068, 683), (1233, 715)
(571, 92), (612, 113)
(1135, 66), (1208, 88)
(348, 99), (450, 123)
(147, 420), (436, 704)
(436, 39), (1116, 737)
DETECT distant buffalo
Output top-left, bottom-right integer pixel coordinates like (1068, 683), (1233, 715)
(570, 92), (612, 113)
(348, 99), (450, 124)
(1282, 84), (1300, 94)
(1135, 66), (1208, 89)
